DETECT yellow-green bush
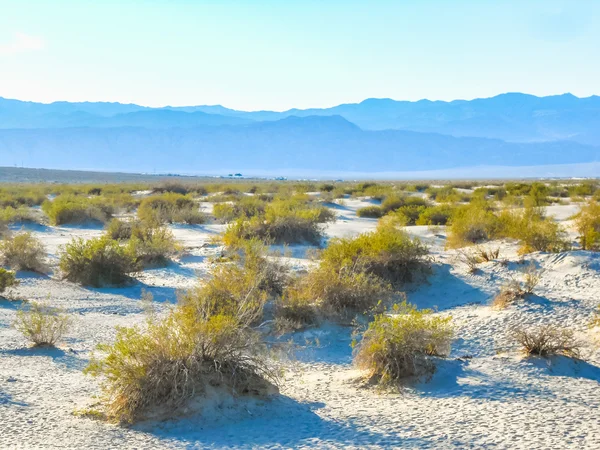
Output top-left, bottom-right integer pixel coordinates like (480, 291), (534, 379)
(415, 205), (455, 226)
(105, 218), (137, 241)
(356, 206), (383, 218)
(0, 232), (46, 273)
(13, 302), (71, 347)
(0, 268), (18, 294)
(353, 302), (453, 384)
(320, 225), (430, 286)
(137, 193), (205, 225)
(0, 206), (38, 224)
(59, 237), (137, 287)
(574, 201), (600, 250)
(126, 225), (179, 268)
(85, 251), (279, 423)
(213, 196), (267, 223)
(42, 195), (114, 225)
(446, 201), (500, 248)
(223, 198), (335, 246)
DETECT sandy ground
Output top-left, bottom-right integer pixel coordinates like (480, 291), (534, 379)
(2, 200), (600, 449)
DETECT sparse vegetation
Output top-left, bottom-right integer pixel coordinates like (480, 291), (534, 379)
(42, 195), (116, 225)
(513, 325), (581, 358)
(492, 263), (542, 309)
(13, 302), (71, 347)
(138, 193), (205, 225)
(126, 224), (179, 268)
(353, 301), (453, 384)
(575, 200), (600, 250)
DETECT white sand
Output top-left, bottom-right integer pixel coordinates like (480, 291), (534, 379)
(2, 203), (600, 449)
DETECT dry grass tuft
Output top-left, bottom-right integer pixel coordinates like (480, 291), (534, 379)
(513, 325), (582, 358)
(13, 302), (71, 347)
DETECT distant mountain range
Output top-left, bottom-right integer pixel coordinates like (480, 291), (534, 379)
(1, 93), (599, 176)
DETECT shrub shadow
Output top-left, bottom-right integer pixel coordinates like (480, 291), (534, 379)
(137, 395), (430, 448)
(524, 355), (600, 382)
(0, 346), (88, 371)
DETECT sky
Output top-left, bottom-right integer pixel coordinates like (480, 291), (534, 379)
(0, 0), (599, 111)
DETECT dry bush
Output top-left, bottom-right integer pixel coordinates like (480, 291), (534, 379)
(59, 237), (137, 287)
(13, 302), (71, 347)
(354, 302), (453, 384)
(513, 325), (581, 358)
(0, 232), (47, 273)
(492, 263), (542, 309)
(574, 200), (600, 250)
(457, 249), (480, 274)
(474, 246), (500, 262)
(0, 268), (18, 295)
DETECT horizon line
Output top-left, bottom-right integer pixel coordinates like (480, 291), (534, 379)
(1, 91), (598, 114)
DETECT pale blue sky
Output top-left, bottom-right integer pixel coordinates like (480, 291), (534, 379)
(0, 0), (598, 111)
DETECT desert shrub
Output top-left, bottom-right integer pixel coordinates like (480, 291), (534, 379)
(0, 186), (47, 208)
(321, 225), (430, 286)
(13, 302), (71, 347)
(357, 206), (383, 218)
(223, 198), (334, 246)
(390, 205), (425, 225)
(505, 182), (532, 196)
(213, 197), (267, 223)
(415, 205), (455, 226)
(274, 290), (319, 332)
(59, 237), (137, 287)
(152, 182), (207, 196)
(513, 325), (581, 358)
(498, 207), (569, 254)
(426, 186), (469, 203)
(126, 225), (179, 268)
(0, 232), (46, 272)
(42, 195), (114, 225)
(319, 184), (335, 192)
(569, 182), (597, 198)
(380, 194), (405, 213)
(492, 263), (541, 309)
(105, 218), (138, 241)
(353, 302), (453, 384)
(138, 193), (205, 225)
(0, 268), (18, 295)
(0, 206), (38, 224)
(457, 249), (481, 274)
(85, 306), (277, 423)
(474, 246), (500, 262)
(446, 201), (500, 248)
(575, 201), (600, 250)
(281, 267), (393, 322)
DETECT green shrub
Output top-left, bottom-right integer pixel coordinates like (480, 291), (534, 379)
(320, 225), (430, 286)
(138, 193), (205, 225)
(42, 195), (114, 225)
(575, 201), (600, 250)
(86, 250), (280, 423)
(415, 205), (455, 226)
(13, 302), (71, 347)
(356, 206), (383, 218)
(105, 218), (137, 241)
(223, 199), (335, 246)
(426, 186), (469, 203)
(353, 302), (453, 384)
(126, 225), (179, 268)
(282, 267), (392, 321)
(213, 197), (267, 223)
(0, 232), (46, 272)
(446, 201), (500, 248)
(0, 268), (18, 294)
(0, 206), (38, 224)
(59, 237), (137, 287)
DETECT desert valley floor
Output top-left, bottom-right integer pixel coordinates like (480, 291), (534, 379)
(1, 195), (600, 449)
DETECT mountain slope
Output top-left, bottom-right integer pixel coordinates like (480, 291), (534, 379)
(0, 116), (597, 174)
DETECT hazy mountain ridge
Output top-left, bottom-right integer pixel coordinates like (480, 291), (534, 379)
(0, 115), (597, 174)
(1, 93), (599, 175)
